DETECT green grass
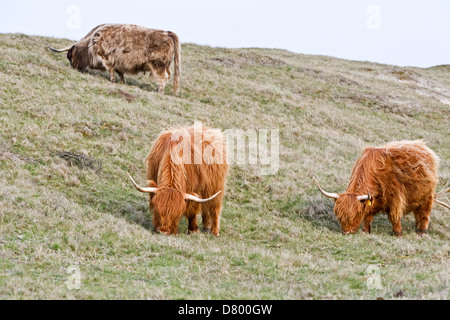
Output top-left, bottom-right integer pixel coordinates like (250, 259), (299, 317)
(0, 33), (449, 299)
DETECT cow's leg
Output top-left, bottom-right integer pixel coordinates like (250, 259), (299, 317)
(157, 82), (164, 94)
(414, 197), (433, 236)
(117, 71), (125, 84)
(146, 63), (165, 93)
(207, 202), (223, 237)
(154, 65), (170, 94)
(156, 72), (168, 94)
(362, 215), (374, 234)
(186, 202), (200, 234)
(107, 67), (116, 82)
(187, 216), (199, 234)
(201, 208), (212, 233)
(387, 206), (403, 237)
(166, 66), (172, 81)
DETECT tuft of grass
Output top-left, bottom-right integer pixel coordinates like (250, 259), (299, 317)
(0, 33), (449, 299)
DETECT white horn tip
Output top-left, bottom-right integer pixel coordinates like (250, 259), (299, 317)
(185, 190), (223, 203)
(126, 171), (157, 193)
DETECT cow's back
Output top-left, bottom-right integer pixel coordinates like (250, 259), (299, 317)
(185, 127), (228, 197)
(383, 140), (439, 183)
(91, 24), (176, 73)
(145, 127), (228, 197)
(378, 140), (439, 208)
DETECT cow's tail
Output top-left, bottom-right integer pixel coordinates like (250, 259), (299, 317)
(435, 187), (450, 209)
(168, 31), (181, 94)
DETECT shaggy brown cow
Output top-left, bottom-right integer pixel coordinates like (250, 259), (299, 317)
(47, 24), (180, 94)
(315, 140), (449, 236)
(127, 126), (228, 236)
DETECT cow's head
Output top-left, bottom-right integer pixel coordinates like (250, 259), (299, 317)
(47, 43), (89, 71)
(126, 172), (221, 235)
(314, 178), (372, 234)
(67, 44), (91, 71)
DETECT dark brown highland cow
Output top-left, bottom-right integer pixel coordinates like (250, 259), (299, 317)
(47, 24), (180, 93)
(315, 140), (449, 236)
(127, 126), (228, 236)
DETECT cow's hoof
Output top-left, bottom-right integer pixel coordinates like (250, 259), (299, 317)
(393, 231), (403, 237)
(211, 230), (220, 237)
(202, 227), (211, 234)
(188, 229), (199, 235)
(416, 229), (428, 237)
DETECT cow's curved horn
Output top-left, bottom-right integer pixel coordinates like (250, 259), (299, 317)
(46, 43), (73, 52)
(126, 172), (158, 193)
(314, 177), (339, 199)
(435, 199), (450, 210)
(185, 191), (222, 203)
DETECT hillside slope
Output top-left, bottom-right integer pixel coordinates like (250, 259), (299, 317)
(0, 33), (449, 299)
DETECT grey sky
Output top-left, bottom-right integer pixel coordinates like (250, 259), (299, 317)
(1, 0), (449, 67)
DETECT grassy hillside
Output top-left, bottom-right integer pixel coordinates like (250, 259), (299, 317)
(0, 33), (449, 299)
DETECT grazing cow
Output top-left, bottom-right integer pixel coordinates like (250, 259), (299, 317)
(47, 24), (180, 94)
(315, 140), (449, 236)
(127, 126), (228, 236)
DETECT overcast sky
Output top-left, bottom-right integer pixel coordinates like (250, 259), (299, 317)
(1, 0), (449, 68)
